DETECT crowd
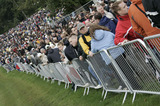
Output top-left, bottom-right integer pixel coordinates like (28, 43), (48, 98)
(0, 0), (160, 88)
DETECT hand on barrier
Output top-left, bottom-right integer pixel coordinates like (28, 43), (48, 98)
(120, 39), (129, 45)
(88, 51), (94, 57)
(79, 56), (83, 61)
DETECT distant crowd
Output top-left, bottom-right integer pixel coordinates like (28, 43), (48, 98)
(0, 0), (160, 86)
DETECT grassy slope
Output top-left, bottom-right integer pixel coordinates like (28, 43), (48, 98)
(0, 67), (160, 106)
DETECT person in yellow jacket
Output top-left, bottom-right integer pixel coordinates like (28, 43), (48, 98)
(77, 23), (94, 60)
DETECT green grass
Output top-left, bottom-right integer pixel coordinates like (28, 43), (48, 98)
(0, 67), (160, 106)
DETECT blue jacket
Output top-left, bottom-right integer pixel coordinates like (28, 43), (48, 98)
(91, 30), (124, 64)
(99, 16), (117, 34)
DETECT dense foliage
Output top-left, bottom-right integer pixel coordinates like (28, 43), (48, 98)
(0, 0), (90, 34)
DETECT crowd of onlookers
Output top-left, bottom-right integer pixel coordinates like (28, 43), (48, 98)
(0, 0), (160, 83)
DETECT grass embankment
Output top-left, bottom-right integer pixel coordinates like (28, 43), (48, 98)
(0, 67), (160, 106)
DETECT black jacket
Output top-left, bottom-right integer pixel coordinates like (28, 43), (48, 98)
(142, 0), (160, 28)
(47, 48), (61, 63)
(64, 44), (78, 61)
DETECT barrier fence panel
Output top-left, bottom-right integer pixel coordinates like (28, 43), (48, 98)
(72, 58), (98, 87)
(39, 64), (53, 80)
(48, 63), (66, 83)
(54, 62), (71, 84)
(105, 39), (160, 102)
(87, 50), (130, 103)
(64, 64), (86, 88)
(22, 63), (35, 74)
(3, 64), (15, 73)
(16, 63), (25, 72)
(143, 34), (160, 66)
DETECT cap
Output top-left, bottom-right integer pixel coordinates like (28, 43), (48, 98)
(77, 23), (85, 31)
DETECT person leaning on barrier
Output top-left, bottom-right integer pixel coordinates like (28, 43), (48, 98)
(89, 24), (141, 89)
(46, 44), (61, 63)
(68, 34), (86, 60)
(111, 0), (142, 45)
(77, 22), (94, 58)
(63, 38), (79, 62)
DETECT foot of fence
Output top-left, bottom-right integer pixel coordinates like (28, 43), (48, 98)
(74, 86), (77, 92)
(102, 89), (105, 97)
(51, 79), (54, 84)
(103, 90), (108, 100)
(43, 77), (45, 81)
(132, 92), (136, 103)
(83, 87), (87, 96)
(67, 83), (70, 89)
(58, 81), (61, 85)
(122, 92), (128, 105)
(40, 75), (43, 79)
(87, 87), (90, 95)
(65, 83), (67, 89)
(47, 79), (49, 82)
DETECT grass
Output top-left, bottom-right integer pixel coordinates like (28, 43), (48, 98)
(0, 67), (160, 106)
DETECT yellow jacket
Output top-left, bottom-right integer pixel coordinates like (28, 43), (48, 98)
(79, 35), (91, 55)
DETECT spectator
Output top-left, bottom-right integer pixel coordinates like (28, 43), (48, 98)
(94, 12), (117, 34)
(89, 24), (124, 63)
(58, 41), (69, 64)
(46, 45), (61, 63)
(68, 34), (86, 60)
(63, 38), (78, 62)
(111, 0), (142, 45)
(77, 23), (93, 57)
(96, 5), (115, 19)
(89, 24), (141, 89)
(142, 0), (160, 28)
(128, 0), (160, 37)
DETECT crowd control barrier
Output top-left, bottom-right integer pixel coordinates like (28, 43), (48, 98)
(2, 36), (160, 104)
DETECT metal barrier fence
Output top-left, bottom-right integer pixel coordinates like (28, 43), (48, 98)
(2, 63), (15, 73)
(105, 39), (160, 103)
(1, 35), (160, 104)
(86, 50), (130, 104)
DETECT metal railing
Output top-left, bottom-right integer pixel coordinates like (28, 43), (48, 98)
(2, 35), (160, 104)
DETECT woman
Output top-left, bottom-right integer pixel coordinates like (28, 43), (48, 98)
(89, 24), (141, 90)
(89, 24), (126, 89)
(89, 24), (124, 65)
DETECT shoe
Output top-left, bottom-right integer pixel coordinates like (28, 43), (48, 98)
(117, 85), (122, 90)
(123, 87), (128, 90)
(94, 84), (102, 89)
(83, 83), (90, 87)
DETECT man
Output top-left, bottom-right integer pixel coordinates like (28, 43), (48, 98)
(63, 38), (78, 62)
(68, 34), (86, 60)
(77, 23), (94, 57)
(94, 12), (117, 34)
(128, 0), (160, 37)
(46, 45), (61, 63)
(142, 0), (160, 28)
(111, 0), (142, 45)
(97, 5), (115, 19)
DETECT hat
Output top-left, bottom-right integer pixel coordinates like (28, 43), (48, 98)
(77, 23), (85, 31)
